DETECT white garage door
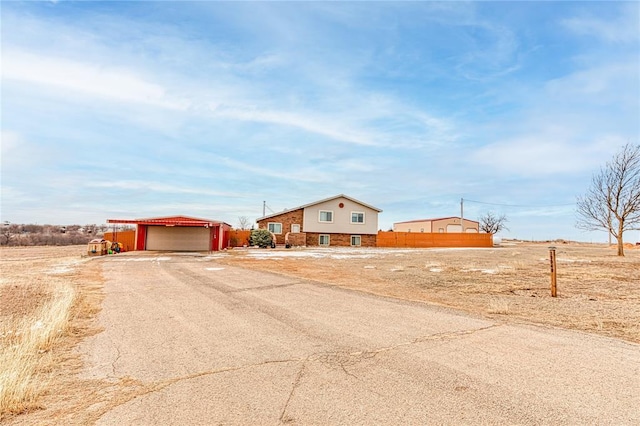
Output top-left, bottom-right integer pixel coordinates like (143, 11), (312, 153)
(146, 226), (210, 251)
(446, 224), (463, 233)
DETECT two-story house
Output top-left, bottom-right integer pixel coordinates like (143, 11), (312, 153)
(256, 194), (382, 247)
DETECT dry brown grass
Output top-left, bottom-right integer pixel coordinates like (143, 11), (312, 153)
(0, 246), (98, 421)
(0, 247), (154, 426)
(0, 284), (75, 414)
(219, 241), (640, 343)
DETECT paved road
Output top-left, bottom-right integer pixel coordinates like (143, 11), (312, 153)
(79, 253), (639, 425)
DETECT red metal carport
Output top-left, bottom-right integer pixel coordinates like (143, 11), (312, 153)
(107, 216), (231, 251)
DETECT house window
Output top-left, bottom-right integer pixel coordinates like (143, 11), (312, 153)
(438, 228), (444, 233)
(268, 223), (282, 234)
(319, 210), (333, 223)
(291, 224), (300, 233)
(351, 212), (365, 224)
(351, 235), (361, 246)
(319, 234), (330, 246)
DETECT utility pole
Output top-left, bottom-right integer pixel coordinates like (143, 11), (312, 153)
(263, 201), (266, 217)
(460, 198), (464, 233)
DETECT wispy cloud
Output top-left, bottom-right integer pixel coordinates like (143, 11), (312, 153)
(84, 181), (251, 198)
(545, 60), (640, 108)
(454, 21), (522, 81)
(562, 5), (640, 43)
(0, 130), (56, 170)
(212, 106), (379, 147)
(2, 51), (188, 110)
(217, 156), (333, 183)
(471, 131), (626, 177)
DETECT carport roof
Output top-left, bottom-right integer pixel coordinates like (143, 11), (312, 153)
(107, 215), (231, 227)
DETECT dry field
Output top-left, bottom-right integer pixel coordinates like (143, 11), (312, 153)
(218, 241), (640, 344)
(0, 246), (105, 423)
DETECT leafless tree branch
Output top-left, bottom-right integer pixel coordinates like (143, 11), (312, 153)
(576, 143), (640, 255)
(479, 212), (509, 234)
(237, 216), (252, 230)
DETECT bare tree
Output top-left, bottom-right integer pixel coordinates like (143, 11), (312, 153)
(237, 216), (251, 230)
(1, 222), (16, 245)
(577, 143), (640, 256)
(84, 224), (98, 235)
(479, 212), (509, 234)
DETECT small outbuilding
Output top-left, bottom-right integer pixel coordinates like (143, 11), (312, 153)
(107, 216), (231, 252)
(393, 217), (480, 233)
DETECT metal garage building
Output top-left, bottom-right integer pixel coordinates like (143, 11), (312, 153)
(107, 216), (231, 251)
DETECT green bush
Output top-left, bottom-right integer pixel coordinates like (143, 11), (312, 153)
(250, 229), (273, 248)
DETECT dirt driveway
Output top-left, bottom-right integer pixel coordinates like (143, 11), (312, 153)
(64, 252), (640, 424)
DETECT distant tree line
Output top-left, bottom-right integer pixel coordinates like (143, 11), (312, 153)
(0, 223), (133, 246)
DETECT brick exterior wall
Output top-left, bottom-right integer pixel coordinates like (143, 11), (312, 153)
(286, 232), (307, 246)
(305, 233), (377, 247)
(257, 208), (304, 245)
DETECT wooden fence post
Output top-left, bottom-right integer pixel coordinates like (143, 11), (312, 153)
(549, 246), (557, 297)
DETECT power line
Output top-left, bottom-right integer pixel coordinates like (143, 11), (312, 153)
(262, 201), (276, 216)
(463, 198), (575, 208)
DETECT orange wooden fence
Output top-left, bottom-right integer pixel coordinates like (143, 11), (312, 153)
(104, 230), (136, 252)
(228, 230), (251, 247)
(377, 231), (493, 248)
(103, 230), (491, 250)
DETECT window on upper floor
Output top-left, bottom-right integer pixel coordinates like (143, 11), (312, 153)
(319, 210), (333, 223)
(351, 212), (365, 224)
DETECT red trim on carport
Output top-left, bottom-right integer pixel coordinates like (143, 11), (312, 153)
(107, 216), (232, 251)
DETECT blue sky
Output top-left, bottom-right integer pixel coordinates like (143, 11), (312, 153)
(1, 1), (639, 242)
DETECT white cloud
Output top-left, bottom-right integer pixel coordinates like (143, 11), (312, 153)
(562, 6), (640, 43)
(232, 53), (285, 73)
(217, 156), (333, 183)
(84, 181), (250, 198)
(0, 130), (54, 170)
(454, 22), (522, 81)
(545, 61), (639, 105)
(0, 131), (22, 160)
(471, 134), (623, 177)
(0, 186), (39, 207)
(209, 97), (456, 149)
(2, 7), (459, 151)
(2, 51), (189, 110)
(212, 106), (379, 146)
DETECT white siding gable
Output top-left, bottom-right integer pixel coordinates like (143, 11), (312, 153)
(303, 196), (379, 235)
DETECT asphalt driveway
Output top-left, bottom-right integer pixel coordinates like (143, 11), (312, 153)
(79, 253), (639, 425)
